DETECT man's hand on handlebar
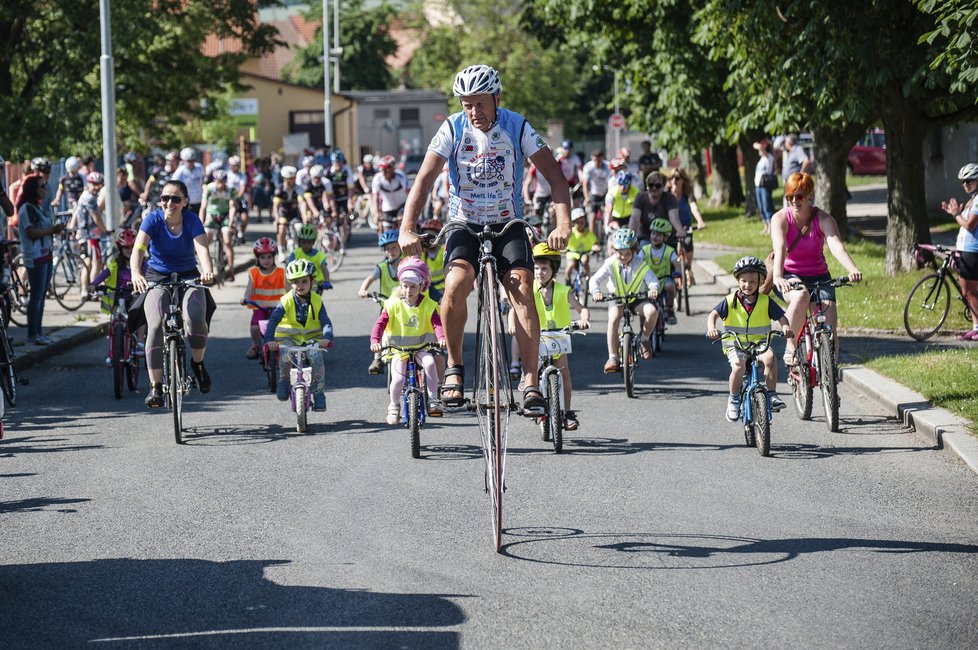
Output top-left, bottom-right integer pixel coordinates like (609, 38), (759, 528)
(548, 222), (570, 251)
(592, 291), (603, 302)
(399, 229), (422, 257)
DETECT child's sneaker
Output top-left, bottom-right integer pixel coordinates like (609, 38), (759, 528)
(768, 391), (786, 412)
(386, 402), (400, 425)
(312, 392), (326, 412)
(428, 398), (443, 417)
(276, 378), (290, 401)
(725, 394), (742, 422)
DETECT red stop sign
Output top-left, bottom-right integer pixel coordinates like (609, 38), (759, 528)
(609, 113), (626, 131)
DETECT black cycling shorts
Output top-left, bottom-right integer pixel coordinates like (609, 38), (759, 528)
(382, 208), (403, 224)
(589, 194), (605, 212)
(445, 222), (533, 277)
(957, 251), (978, 280)
(666, 232), (694, 252)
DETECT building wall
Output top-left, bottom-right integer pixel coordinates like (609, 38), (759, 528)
(350, 93), (448, 159)
(924, 122), (978, 213)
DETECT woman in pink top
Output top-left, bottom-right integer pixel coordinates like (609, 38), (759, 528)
(771, 173), (862, 363)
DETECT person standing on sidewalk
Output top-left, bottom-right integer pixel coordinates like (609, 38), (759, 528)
(942, 163), (978, 340)
(16, 175), (65, 345)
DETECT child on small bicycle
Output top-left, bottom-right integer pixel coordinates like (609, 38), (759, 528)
(358, 230), (402, 374)
(640, 218), (681, 325)
(89, 228), (147, 360)
(263, 259), (334, 412)
(369, 256), (446, 425)
(241, 237), (286, 359)
(514, 242), (589, 430)
(285, 223), (332, 293)
(706, 256), (791, 421)
(564, 207), (600, 284)
(590, 228), (659, 373)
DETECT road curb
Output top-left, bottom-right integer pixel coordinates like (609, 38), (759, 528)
(14, 321), (109, 373)
(693, 258), (978, 475)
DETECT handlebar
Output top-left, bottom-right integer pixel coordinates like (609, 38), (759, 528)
(594, 292), (649, 304)
(541, 323), (587, 334)
(364, 291), (388, 304)
(787, 277), (852, 292)
(714, 330), (783, 355)
(381, 342), (442, 354)
(415, 218), (540, 248)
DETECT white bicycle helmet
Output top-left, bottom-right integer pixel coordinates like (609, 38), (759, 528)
(280, 165), (297, 179)
(453, 64), (502, 97)
(958, 163), (978, 182)
(65, 156), (81, 173)
(179, 147), (196, 161)
(310, 164), (324, 178)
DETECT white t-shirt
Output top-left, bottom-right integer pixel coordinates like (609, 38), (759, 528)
(582, 160), (611, 196)
(172, 163), (205, 204)
(754, 153), (775, 186)
(372, 171), (409, 212)
(428, 108), (544, 224)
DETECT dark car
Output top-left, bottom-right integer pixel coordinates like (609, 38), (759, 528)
(848, 129), (886, 175)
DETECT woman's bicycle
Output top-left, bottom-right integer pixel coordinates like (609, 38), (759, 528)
(786, 277), (851, 433)
(423, 219), (535, 552)
(904, 244), (971, 340)
(718, 330), (783, 457)
(383, 342), (442, 458)
(151, 275), (208, 444)
(596, 292), (647, 398)
(537, 325), (584, 453)
(90, 284), (142, 399)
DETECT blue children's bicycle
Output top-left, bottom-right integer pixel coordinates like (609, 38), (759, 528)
(383, 343), (442, 458)
(718, 330), (783, 457)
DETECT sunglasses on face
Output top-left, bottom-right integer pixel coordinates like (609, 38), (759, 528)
(649, 183), (663, 189)
(788, 193), (808, 202)
(159, 194), (184, 203)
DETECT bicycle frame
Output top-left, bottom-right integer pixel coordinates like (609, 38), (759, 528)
(790, 280), (843, 390)
(283, 345), (317, 413)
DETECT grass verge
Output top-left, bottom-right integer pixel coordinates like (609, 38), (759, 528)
(865, 349), (978, 433)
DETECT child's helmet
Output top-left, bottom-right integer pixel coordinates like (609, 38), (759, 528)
(378, 230), (399, 247)
(298, 223), (318, 241)
(280, 166), (297, 179)
(732, 255), (767, 279)
(650, 218), (673, 235)
(330, 150), (346, 163)
(570, 207), (587, 222)
(87, 171), (104, 185)
(419, 218), (443, 232)
(286, 259), (316, 281)
(310, 164), (324, 178)
(179, 147), (196, 162)
(65, 156), (81, 173)
(377, 155), (396, 170)
(610, 228), (637, 250)
(253, 237), (277, 256)
(532, 241), (562, 273)
(615, 170), (632, 188)
(115, 229), (137, 248)
(396, 255), (431, 290)
(212, 169), (227, 182)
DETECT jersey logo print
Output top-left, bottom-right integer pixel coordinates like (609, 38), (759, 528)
(470, 155), (506, 183)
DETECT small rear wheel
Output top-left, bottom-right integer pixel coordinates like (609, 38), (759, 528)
(678, 255), (691, 316)
(52, 254), (86, 311)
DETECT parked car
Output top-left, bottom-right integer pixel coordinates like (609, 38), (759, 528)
(848, 129), (887, 175)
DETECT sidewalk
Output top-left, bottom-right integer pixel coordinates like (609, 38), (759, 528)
(845, 183), (956, 246)
(695, 252), (978, 475)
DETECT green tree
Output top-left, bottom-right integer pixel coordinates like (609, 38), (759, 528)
(0, 0), (281, 158)
(284, 0), (398, 91)
(917, 0), (978, 96)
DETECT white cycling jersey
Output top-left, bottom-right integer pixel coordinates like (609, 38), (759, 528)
(372, 171), (409, 212)
(581, 160), (611, 196)
(428, 108), (544, 225)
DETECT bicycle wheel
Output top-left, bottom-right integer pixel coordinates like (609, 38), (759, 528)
(475, 265), (506, 552)
(818, 331), (840, 432)
(211, 236), (225, 288)
(790, 338), (813, 420)
(126, 349), (140, 392)
(169, 339), (184, 444)
(52, 254), (86, 311)
(0, 322), (16, 407)
(295, 384), (307, 433)
(323, 229), (345, 272)
(408, 389), (421, 459)
(266, 352), (278, 393)
(0, 293), (10, 330)
(678, 256), (691, 316)
(751, 389), (771, 457)
(112, 322), (125, 399)
(547, 371), (562, 454)
(622, 331), (634, 398)
(903, 273), (950, 341)
(8, 255), (28, 327)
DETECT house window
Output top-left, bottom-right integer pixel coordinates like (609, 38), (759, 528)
(400, 107), (420, 125)
(292, 111), (324, 125)
(374, 108), (390, 120)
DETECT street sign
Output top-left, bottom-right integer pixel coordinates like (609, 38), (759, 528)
(609, 113), (626, 132)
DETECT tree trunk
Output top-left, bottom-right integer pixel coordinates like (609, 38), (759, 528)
(687, 149), (708, 202)
(881, 96), (931, 274)
(810, 124), (864, 240)
(708, 143), (744, 207)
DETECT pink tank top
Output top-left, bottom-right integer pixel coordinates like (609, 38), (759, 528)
(783, 206), (829, 276)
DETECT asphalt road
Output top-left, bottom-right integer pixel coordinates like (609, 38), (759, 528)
(2, 227), (977, 648)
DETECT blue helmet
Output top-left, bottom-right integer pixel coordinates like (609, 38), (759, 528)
(616, 170), (632, 188)
(330, 150), (346, 164)
(378, 230), (399, 247)
(610, 228), (637, 250)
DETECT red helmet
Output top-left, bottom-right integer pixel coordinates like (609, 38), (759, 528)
(396, 255), (431, 291)
(377, 155), (396, 170)
(419, 218), (443, 233)
(115, 229), (137, 248)
(87, 171), (104, 185)
(252, 237), (278, 256)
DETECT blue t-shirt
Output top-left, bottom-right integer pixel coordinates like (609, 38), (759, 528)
(677, 195), (693, 228)
(139, 208), (206, 274)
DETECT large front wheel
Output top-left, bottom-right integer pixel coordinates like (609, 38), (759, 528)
(295, 384), (307, 433)
(818, 331), (840, 432)
(751, 389), (771, 457)
(903, 273), (950, 341)
(408, 389), (422, 459)
(547, 372), (563, 454)
(169, 339), (184, 444)
(621, 332), (634, 398)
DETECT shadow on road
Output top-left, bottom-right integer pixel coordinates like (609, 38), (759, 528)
(499, 527), (978, 571)
(0, 496), (91, 514)
(0, 558), (465, 647)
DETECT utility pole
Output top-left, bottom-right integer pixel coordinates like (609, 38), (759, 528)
(332, 0), (340, 94)
(322, 0), (332, 146)
(99, 0), (119, 230)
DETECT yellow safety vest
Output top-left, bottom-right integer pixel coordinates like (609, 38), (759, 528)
(641, 243), (676, 280)
(424, 247), (446, 289)
(534, 280), (572, 331)
(100, 259), (121, 315)
(248, 267), (286, 309)
(292, 248), (327, 284)
(275, 291), (324, 344)
(566, 230), (597, 260)
(609, 185), (639, 221)
(722, 292), (772, 350)
(611, 259), (651, 297)
(383, 294), (438, 351)
(378, 258), (399, 298)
